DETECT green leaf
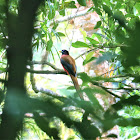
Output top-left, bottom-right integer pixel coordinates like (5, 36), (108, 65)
(64, 1), (77, 8)
(92, 0), (99, 8)
(77, 0), (86, 6)
(83, 88), (103, 110)
(90, 86), (108, 95)
(83, 57), (96, 65)
(96, 52), (117, 64)
(113, 11), (126, 26)
(115, 2), (123, 9)
(59, 9), (65, 16)
(79, 28), (87, 42)
(86, 37), (99, 45)
(0, 61), (6, 65)
(94, 21), (101, 29)
(91, 76), (116, 82)
(52, 23), (59, 30)
(72, 41), (90, 48)
(94, 7), (102, 16)
(135, 3), (140, 15)
(67, 86), (75, 90)
(0, 67), (6, 72)
(92, 33), (109, 40)
(74, 121), (100, 139)
(114, 28), (125, 43)
(78, 72), (91, 85)
(34, 112), (60, 139)
(48, 6), (55, 20)
(47, 39), (53, 51)
(56, 32), (65, 37)
(83, 51), (96, 65)
(103, 4), (113, 16)
(86, 51), (94, 60)
(122, 21), (140, 68)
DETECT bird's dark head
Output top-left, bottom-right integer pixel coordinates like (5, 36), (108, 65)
(60, 50), (69, 55)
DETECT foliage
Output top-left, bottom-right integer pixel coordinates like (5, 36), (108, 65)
(0, 0), (139, 140)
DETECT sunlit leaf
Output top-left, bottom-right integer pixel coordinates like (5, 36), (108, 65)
(85, 51), (94, 61)
(56, 32), (65, 37)
(79, 28), (87, 42)
(72, 41), (90, 48)
(83, 57), (96, 65)
(86, 37), (99, 45)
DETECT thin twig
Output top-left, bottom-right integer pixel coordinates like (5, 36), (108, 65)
(90, 80), (121, 98)
(75, 44), (127, 60)
(100, 65), (122, 76)
(106, 87), (140, 91)
(75, 48), (98, 60)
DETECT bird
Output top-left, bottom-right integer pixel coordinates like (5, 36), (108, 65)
(60, 50), (83, 99)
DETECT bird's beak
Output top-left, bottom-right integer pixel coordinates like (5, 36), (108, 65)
(59, 51), (62, 53)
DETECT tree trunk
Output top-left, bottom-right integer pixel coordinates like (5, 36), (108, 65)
(0, 0), (43, 139)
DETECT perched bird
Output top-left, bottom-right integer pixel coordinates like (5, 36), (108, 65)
(60, 50), (83, 99)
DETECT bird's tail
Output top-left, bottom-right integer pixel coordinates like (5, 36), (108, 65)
(70, 75), (84, 100)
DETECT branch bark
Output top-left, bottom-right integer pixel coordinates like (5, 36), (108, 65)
(28, 61), (62, 71)
(27, 68), (66, 75)
(30, 65), (62, 98)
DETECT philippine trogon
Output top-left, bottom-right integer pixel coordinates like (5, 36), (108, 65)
(60, 50), (83, 99)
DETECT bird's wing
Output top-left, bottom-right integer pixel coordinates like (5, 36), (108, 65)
(60, 56), (76, 77)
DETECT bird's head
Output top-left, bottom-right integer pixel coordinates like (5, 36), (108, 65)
(60, 50), (69, 55)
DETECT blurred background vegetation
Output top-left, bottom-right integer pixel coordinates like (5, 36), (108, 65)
(0, 0), (140, 139)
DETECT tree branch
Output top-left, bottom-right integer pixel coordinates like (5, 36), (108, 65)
(35, 8), (92, 29)
(90, 80), (121, 98)
(27, 68), (66, 75)
(28, 61), (62, 71)
(100, 66), (122, 76)
(75, 44), (127, 60)
(75, 48), (98, 60)
(106, 87), (140, 91)
(30, 65), (64, 99)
